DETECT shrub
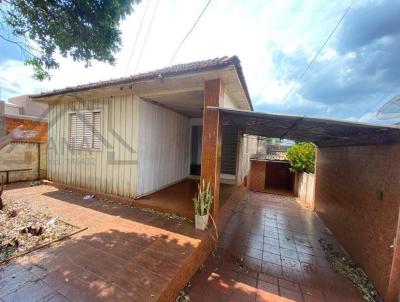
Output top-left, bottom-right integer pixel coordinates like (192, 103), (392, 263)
(286, 142), (316, 173)
(193, 180), (213, 216)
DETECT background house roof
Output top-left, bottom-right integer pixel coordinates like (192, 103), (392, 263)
(213, 107), (400, 147)
(30, 56), (253, 110)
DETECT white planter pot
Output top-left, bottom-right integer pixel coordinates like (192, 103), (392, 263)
(195, 213), (209, 230)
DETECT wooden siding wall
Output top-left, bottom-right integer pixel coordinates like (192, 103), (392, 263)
(137, 100), (190, 196)
(47, 95), (139, 197)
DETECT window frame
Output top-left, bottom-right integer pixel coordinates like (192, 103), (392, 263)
(68, 109), (103, 151)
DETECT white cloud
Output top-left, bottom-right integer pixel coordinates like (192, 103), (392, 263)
(1, 0), (392, 124)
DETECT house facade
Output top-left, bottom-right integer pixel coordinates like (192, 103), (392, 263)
(32, 56), (255, 201)
(0, 95), (48, 118)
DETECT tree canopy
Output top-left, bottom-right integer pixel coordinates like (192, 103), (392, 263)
(0, 0), (140, 80)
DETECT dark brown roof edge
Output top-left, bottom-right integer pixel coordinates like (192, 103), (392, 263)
(31, 56), (253, 110)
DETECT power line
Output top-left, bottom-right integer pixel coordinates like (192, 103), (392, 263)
(281, 0), (357, 103)
(133, 0), (161, 74)
(124, 0), (151, 75)
(169, 0), (212, 65)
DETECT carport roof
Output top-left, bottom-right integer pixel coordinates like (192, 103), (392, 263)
(211, 107), (400, 147)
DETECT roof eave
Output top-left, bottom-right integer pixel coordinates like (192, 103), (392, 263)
(30, 56), (253, 111)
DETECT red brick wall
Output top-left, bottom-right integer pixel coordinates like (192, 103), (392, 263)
(249, 160), (266, 192)
(5, 117), (48, 143)
(315, 145), (400, 300)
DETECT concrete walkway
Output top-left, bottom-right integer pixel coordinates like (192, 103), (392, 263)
(1, 183), (209, 302)
(186, 191), (363, 302)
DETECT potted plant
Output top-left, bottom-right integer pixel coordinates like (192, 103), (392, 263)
(193, 180), (213, 230)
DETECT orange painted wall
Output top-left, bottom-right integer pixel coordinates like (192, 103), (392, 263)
(315, 145), (400, 301)
(5, 117), (48, 143)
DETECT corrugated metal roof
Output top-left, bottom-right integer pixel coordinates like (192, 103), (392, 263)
(212, 107), (400, 147)
(30, 56), (253, 109)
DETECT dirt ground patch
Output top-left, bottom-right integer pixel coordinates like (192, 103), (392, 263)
(0, 197), (78, 263)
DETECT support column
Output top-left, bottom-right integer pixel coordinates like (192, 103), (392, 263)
(201, 79), (224, 221)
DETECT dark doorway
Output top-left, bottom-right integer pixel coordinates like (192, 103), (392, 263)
(265, 160), (294, 195)
(190, 125), (202, 176)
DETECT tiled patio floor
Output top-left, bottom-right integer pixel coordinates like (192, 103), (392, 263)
(1, 183), (214, 302)
(186, 191), (363, 302)
(136, 179), (236, 219)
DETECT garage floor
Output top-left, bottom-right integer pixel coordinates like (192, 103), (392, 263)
(186, 191), (363, 302)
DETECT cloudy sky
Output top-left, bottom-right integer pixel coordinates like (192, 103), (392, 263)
(1, 0), (399, 124)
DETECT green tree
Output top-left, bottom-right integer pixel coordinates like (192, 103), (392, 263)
(286, 142), (316, 173)
(0, 0), (140, 80)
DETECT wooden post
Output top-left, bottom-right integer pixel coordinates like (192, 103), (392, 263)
(200, 79), (224, 221)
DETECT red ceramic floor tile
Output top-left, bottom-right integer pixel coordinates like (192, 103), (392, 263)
(264, 237), (280, 246)
(280, 247), (299, 260)
(2, 280), (54, 302)
(281, 257), (302, 271)
(263, 252), (282, 266)
(230, 289), (257, 302)
(258, 280), (279, 295)
(264, 244), (281, 254)
(264, 231), (279, 240)
(300, 284), (325, 299)
(244, 256), (262, 271)
(246, 248), (264, 260)
(45, 293), (71, 302)
(278, 278), (300, 292)
(261, 261), (283, 278)
(258, 272), (278, 285)
(0, 269), (38, 298)
(302, 295), (326, 302)
(237, 273), (258, 287)
(279, 287), (304, 302)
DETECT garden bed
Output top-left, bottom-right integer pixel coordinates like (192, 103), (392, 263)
(0, 197), (79, 264)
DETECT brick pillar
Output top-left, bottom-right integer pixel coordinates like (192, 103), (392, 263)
(249, 160), (266, 192)
(201, 79), (224, 221)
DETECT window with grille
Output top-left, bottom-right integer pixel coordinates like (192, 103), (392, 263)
(69, 111), (101, 150)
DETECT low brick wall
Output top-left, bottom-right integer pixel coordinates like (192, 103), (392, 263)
(294, 172), (315, 209)
(315, 145), (400, 301)
(249, 160), (266, 191)
(0, 142), (47, 183)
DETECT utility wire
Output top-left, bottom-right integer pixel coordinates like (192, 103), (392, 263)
(133, 0), (161, 74)
(281, 0), (357, 103)
(169, 0), (212, 65)
(124, 0), (151, 75)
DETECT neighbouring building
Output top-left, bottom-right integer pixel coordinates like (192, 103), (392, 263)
(0, 94), (48, 118)
(0, 95), (48, 183)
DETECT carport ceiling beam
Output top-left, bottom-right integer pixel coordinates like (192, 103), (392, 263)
(209, 106), (400, 147)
